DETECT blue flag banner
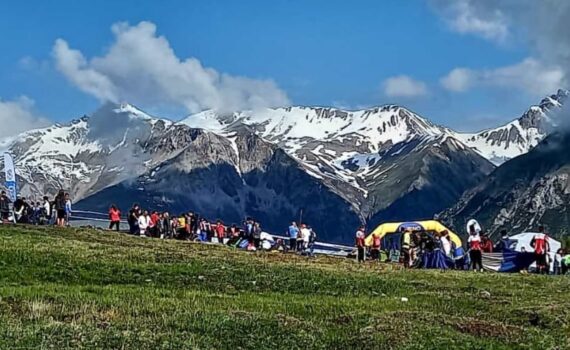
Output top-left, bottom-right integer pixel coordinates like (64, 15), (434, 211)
(3, 153), (17, 202)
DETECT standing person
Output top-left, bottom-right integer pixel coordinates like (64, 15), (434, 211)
(531, 226), (550, 274)
(149, 211), (160, 237)
(41, 196), (51, 225)
(199, 218), (210, 241)
(64, 193), (72, 226)
(308, 226), (317, 257)
(0, 190), (11, 223)
(170, 215), (179, 238)
(401, 229), (412, 267)
(301, 224), (311, 253)
(161, 212), (171, 239)
(296, 224), (305, 253)
(288, 222), (299, 252)
(108, 205), (121, 231)
(355, 226), (366, 263)
(440, 230), (452, 258)
(370, 232), (381, 261)
(54, 190), (66, 227)
(156, 213), (165, 239)
(138, 210), (150, 237)
(215, 220), (226, 244)
(244, 218), (254, 247)
(467, 226), (483, 272)
(190, 212), (198, 236)
(253, 222), (262, 248)
(185, 213), (193, 238)
(128, 204), (141, 235)
(177, 215), (187, 239)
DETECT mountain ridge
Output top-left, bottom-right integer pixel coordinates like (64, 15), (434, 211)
(0, 92), (565, 242)
(442, 130), (570, 239)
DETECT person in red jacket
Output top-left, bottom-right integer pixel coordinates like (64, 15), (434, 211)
(370, 232), (381, 260)
(480, 233), (493, 253)
(355, 226), (366, 263)
(467, 225), (483, 272)
(531, 226), (550, 274)
(215, 220), (226, 244)
(149, 211), (160, 237)
(108, 205), (121, 231)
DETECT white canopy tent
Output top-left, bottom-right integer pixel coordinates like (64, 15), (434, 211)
(508, 232), (562, 272)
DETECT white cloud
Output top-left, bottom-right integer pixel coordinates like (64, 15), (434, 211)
(53, 40), (119, 102)
(0, 97), (50, 139)
(436, 0), (509, 43)
(440, 68), (473, 92)
(440, 58), (565, 97)
(431, 0), (570, 90)
(383, 75), (428, 98)
(52, 21), (290, 113)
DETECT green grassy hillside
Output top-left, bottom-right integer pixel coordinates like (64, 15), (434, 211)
(0, 225), (568, 349)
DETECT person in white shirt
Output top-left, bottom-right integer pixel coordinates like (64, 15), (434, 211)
(440, 231), (452, 257)
(300, 224), (311, 251)
(138, 211), (150, 237)
(42, 196), (51, 224)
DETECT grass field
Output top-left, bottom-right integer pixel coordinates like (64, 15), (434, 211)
(0, 225), (568, 349)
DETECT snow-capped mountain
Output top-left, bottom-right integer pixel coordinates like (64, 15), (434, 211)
(182, 105), (494, 224)
(183, 106), (452, 195)
(442, 130), (570, 239)
(3, 103), (175, 201)
(454, 89), (568, 165)
(1, 91), (564, 242)
(77, 125), (363, 242)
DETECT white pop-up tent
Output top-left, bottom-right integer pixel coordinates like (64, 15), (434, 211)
(508, 232), (562, 272)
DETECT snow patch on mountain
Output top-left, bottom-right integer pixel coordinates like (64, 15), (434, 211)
(184, 105), (445, 151)
(182, 105), (459, 192)
(454, 89), (568, 165)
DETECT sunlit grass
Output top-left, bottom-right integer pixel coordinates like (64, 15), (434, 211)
(0, 225), (568, 349)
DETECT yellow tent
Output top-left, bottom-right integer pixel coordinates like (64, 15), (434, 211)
(364, 220), (462, 247)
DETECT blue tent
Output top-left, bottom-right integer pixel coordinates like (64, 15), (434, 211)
(422, 249), (454, 269)
(481, 249), (536, 272)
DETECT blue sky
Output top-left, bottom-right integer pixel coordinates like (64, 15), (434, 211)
(0, 0), (567, 134)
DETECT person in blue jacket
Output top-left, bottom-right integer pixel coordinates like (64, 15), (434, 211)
(288, 221), (299, 252)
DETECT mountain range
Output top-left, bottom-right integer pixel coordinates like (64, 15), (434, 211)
(443, 125), (570, 238)
(0, 90), (567, 242)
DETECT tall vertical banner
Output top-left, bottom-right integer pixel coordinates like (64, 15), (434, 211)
(3, 153), (17, 202)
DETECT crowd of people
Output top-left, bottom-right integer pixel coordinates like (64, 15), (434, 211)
(287, 221), (318, 255)
(0, 190), (72, 227)
(354, 222), (570, 275)
(355, 226), (461, 267)
(2, 189), (570, 273)
(105, 204), (318, 255)
(0, 189), (320, 255)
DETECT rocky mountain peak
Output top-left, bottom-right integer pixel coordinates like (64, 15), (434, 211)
(2, 91), (567, 242)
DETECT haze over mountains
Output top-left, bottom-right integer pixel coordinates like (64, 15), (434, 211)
(0, 90), (567, 242)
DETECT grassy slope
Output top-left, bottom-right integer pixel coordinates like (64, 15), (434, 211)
(0, 226), (568, 349)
